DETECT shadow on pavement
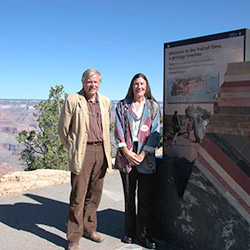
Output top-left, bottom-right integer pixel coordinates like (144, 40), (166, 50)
(0, 194), (68, 248)
(0, 194), (124, 249)
(97, 208), (124, 239)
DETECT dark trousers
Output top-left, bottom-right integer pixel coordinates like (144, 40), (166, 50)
(120, 166), (155, 238)
(67, 144), (107, 243)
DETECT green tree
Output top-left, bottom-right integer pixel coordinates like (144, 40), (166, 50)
(17, 85), (69, 171)
(109, 121), (117, 158)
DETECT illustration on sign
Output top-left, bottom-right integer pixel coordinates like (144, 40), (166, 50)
(167, 72), (219, 103)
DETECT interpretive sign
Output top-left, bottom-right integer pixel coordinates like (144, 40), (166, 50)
(161, 29), (250, 250)
(165, 30), (247, 104)
(163, 29), (250, 161)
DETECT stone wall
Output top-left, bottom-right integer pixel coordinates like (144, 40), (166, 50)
(153, 158), (250, 250)
(0, 169), (70, 198)
(0, 148), (163, 198)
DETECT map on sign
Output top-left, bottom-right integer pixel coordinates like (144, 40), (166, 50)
(167, 72), (219, 103)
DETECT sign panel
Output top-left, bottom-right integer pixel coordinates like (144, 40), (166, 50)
(163, 29), (248, 162)
(165, 35), (244, 104)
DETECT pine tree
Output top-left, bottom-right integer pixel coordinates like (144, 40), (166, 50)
(17, 85), (69, 171)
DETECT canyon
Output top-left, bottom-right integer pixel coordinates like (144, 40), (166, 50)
(0, 99), (41, 172)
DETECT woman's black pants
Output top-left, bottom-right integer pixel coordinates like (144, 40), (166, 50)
(120, 167), (155, 238)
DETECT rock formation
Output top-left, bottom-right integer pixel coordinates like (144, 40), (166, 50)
(0, 169), (70, 198)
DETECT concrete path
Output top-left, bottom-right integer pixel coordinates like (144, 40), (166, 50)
(0, 171), (177, 250)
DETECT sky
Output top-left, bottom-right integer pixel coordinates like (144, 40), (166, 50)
(0, 0), (250, 101)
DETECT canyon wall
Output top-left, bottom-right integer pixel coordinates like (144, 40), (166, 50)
(0, 99), (41, 171)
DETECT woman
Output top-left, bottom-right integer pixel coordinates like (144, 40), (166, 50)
(115, 73), (160, 249)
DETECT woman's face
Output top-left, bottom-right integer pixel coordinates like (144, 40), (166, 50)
(132, 77), (147, 100)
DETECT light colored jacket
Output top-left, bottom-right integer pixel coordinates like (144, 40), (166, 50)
(58, 89), (112, 174)
(115, 98), (160, 174)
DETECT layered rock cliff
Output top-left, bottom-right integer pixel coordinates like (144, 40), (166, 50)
(0, 99), (40, 170)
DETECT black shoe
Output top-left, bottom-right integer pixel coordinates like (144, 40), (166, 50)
(137, 235), (156, 249)
(122, 235), (132, 244)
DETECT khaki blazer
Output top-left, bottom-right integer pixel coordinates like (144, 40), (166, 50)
(58, 89), (112, 174)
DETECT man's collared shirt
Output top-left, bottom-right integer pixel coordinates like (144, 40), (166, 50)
(84, 92), (103, 142)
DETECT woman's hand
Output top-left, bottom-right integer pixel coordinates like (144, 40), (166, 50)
(121, 147), (148, 166)
(122, 147), (141, 166)
(137, 150), (148, 163)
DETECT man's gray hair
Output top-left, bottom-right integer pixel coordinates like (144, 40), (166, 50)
(81, 68), (102, 83)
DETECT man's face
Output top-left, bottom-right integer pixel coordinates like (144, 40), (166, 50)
(82, 74), (100, 100)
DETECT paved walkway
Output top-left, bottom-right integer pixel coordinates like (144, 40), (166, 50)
(0, 171), (178, 250)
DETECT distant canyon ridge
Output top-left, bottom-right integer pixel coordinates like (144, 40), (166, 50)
(0, 99), (40, 172)
(0, 99), (163, 173)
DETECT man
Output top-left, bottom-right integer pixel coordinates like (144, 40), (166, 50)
(171, 110), (181, 145)
(172, 110), (181, 135)
(58, 68), (112, 250)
